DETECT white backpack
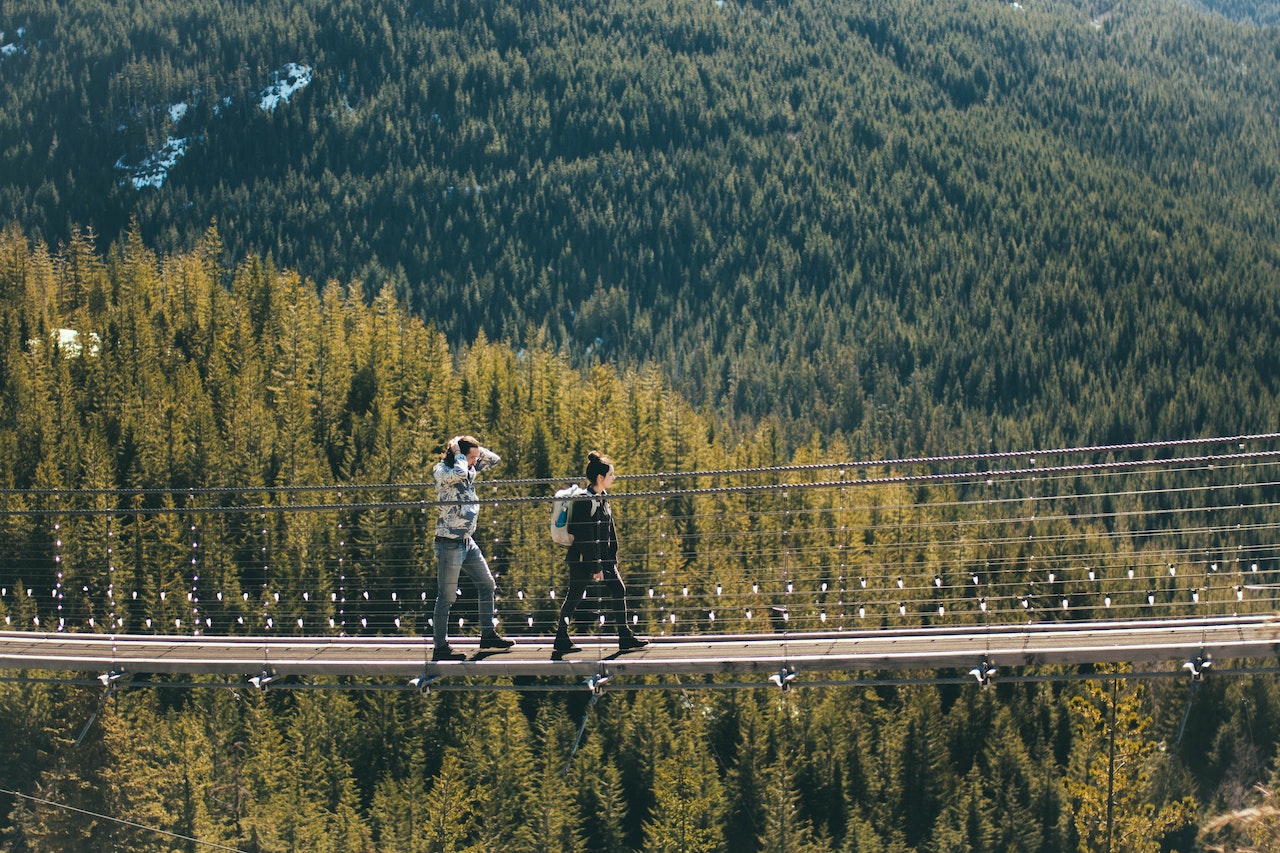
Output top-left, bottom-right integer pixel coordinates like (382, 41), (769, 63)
(550, 484), (593, 546)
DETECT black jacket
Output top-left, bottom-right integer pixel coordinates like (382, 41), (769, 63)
(565, 490), (617, 578)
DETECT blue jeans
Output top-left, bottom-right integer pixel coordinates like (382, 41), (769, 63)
(432, 536), (496, 647)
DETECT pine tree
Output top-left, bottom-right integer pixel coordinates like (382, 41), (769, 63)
(1066, 669), (1195, 853)
(0, 677), (58, 847)
(891, 687), (950, 849)
(278, 689), (372, 851)
(926, 766), (992, 853)
(755, 760), (833, 853)
(7, 681), (124, 851)
(642, 708), (725, 853)
(724, 693), (768, 853)
(109, 694), (226, 852)
(459, 689), (540, 853)
(568, 732), (631, 853)
(370, 749), (432, 853)
(423, 748), (483, 853)
(528, 701), (586, 853)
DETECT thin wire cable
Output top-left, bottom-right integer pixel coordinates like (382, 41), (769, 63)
(0, 786), (249, 852)
(3, 436), (1278, 510)
(5, 431), (1276, 495)
(5, 447), (1280, 636)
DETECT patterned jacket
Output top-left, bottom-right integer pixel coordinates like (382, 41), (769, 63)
(433, 447), (500, 539)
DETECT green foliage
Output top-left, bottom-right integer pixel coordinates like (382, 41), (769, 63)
(1066, 668), (1196, 853)
(423, 749), (483, 853)
(0, 213), (1273, 852)
(1197, 0), (1280, 26)
(3, 0), (1280, 450)
(643, 708), (726, 853)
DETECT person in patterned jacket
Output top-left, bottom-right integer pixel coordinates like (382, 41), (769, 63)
(430, 434), (514, 661)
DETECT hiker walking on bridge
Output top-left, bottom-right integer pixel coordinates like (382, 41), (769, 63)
(553, 450), (648, 658)
(430, 434), (514, 661)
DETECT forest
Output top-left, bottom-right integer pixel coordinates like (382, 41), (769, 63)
(4, 0), (1280, 848)
(2, 0), (1280, 449)
(0, 227), (1279, 851)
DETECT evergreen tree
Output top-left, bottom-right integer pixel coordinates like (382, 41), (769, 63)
(529, 701), (586, 853)
(109, 695), (223, 853)
(642, 708), (725, 853)
(926, 766), (992, 853)
(755, 760), (833, 853)
(459, 689), (540, 853)
(891, 687), (950, 849)
(1066, 670), (1195, 853)
(7, 683), (123, 851)
(568, 732), (632, 853)
(724, 694), (769, 853)
(370, 749), (432, 853)
(423, 748), (483, 853)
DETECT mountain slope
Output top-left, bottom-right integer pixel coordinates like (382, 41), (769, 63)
(2, 0), (1279, 448)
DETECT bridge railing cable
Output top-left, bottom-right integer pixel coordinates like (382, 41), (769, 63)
(1, 434), (1279, 637)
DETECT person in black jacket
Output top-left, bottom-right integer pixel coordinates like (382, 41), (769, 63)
(553, 451), (648, 658)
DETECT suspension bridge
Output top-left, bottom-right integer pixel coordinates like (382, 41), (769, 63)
(3, 434), (1280, 692)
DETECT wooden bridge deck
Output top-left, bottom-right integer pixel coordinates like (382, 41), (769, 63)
(3, 615), (1277, 685)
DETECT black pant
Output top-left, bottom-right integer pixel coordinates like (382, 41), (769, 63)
(558, 568), (629, 632)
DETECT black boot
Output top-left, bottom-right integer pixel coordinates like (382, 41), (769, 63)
(432, 644), (466, 662)
(479, 630), (514, 650)
(552, 624), (580, 658)
(618, 626), (648, 651)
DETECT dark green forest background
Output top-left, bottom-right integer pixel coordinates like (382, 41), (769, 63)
(4, 0), (1280, 449)
(5, 0), (1280, 849)
(0, 226), (1276, 852)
